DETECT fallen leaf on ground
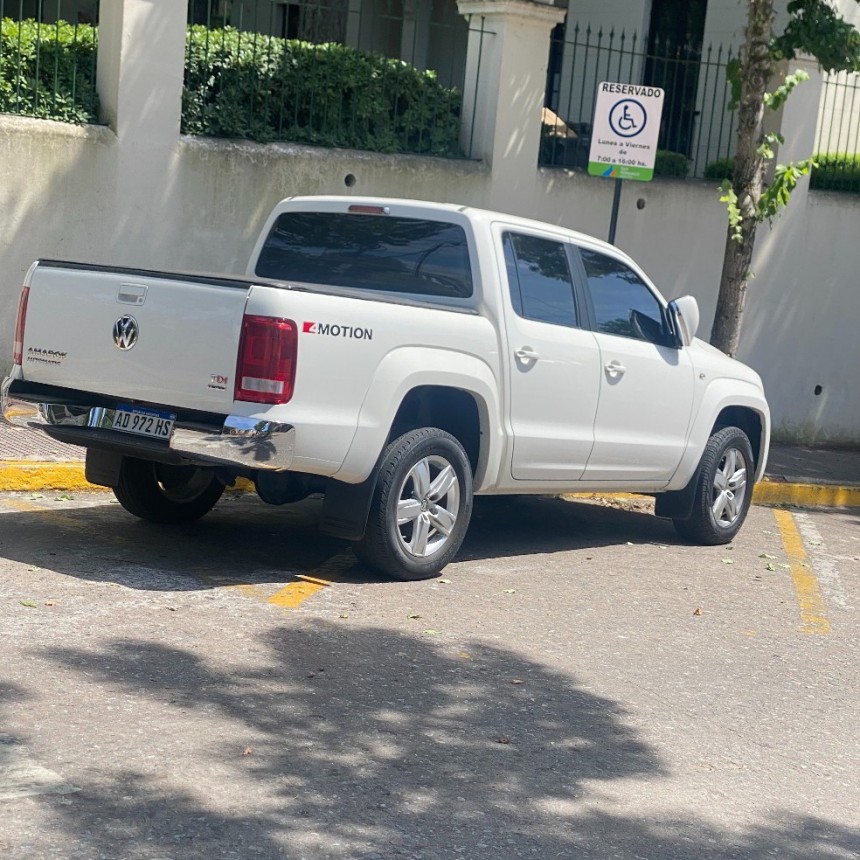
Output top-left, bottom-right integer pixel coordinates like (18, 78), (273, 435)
(55, 495), (74, 502)
(438, 578), (451, 584)
(20, 600), (37, 608)
(503, 589), (516, 594)
(693, 607), (703, 616)
(44, 600), (56, 607)
(422, 629), (439, 636)
(510, 679), (524, 685)
(242, 747), (253, 756)
(759, 553), (776, 559)
(407, 613), (422, 619)
(721, 558), (734, 564)
(766, 563), (776, 571)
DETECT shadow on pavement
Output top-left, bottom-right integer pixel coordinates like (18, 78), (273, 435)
(13, 622), (855, 859)
(0, 493), (682, 591)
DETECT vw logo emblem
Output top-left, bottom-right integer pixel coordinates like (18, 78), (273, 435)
(113, 315), (139, 351)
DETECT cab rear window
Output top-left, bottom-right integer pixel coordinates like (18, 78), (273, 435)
(255, 212), (473, 298)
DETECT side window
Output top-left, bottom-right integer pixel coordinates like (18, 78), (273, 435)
(503, 232), (577, 327)
(579, 247), (667, 343)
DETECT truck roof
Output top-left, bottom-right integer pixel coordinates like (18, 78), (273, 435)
(276, 195), (625, 261)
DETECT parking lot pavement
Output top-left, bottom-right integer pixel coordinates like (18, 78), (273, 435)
(0, 491), (858, 859)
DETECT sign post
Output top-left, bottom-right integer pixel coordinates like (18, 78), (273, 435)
(587, 82), (665, 244)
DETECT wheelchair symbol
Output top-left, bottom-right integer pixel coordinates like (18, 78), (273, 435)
(609, 99), (647, 138)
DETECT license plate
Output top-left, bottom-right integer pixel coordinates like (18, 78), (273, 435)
(112, 405), (175, 439)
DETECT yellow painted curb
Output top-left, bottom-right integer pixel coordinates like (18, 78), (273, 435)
(0, 460), (256, 493)
(752, 481), (860, 509)
(1, 461), (858, 509)
(0, 461), (96, 492)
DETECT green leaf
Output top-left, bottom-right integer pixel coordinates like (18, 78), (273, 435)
(720, 180), (743, 242)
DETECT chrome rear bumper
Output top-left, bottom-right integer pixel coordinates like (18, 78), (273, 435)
(1, 376), (294, 471)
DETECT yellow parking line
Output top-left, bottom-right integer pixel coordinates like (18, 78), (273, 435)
(267, 550), (355, 610)
(773, 509), (831, 635)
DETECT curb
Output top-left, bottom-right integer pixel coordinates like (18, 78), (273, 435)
(2, 461), (860, 509)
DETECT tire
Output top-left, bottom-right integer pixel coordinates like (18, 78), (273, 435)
(113, 457), (224, 525)
(673, 426), (754, 545)
(353, 428), (473, 581)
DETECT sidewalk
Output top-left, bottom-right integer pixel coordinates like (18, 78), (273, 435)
(1, 419), (859, 506)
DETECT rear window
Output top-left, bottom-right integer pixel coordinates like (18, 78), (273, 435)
(255, 212), (473, 298)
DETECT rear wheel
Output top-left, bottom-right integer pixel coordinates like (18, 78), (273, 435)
(113, 457), (224, 524)
(353, 428), (473, 581)
(673, 426), (754, 544)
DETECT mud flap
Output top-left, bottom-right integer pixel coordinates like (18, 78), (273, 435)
(85, 448), (123, 488)
(654, 467), (700, 520)
(319, 473), (378, 540)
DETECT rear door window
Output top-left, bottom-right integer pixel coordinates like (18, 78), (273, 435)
(503, 232), (578, 327)
(255, 212), (473, 298)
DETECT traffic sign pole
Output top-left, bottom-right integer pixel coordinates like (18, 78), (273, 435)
(608, 178), (623, 245)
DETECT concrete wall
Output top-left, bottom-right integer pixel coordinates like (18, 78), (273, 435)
(1, 0), (859, 445)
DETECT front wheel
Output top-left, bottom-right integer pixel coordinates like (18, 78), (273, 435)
(353, 428), (473, 581)
(113, 458), (224, 524)
(673, 426), (754, 545)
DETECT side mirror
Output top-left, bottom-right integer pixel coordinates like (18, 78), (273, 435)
(669, 295), (700, 347)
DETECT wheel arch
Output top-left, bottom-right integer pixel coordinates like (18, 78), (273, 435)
(712, 405), (765, 475)
(332, 347), (502, 488)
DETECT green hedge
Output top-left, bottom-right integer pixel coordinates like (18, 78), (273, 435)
(810, 153), (860, 193)
(704, 157), (735, 181)
(183, 26), (463, 157)
(653, 150), (689, 178)
(0, 18), (99, 123)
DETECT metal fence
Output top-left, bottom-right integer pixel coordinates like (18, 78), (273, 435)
(812, 71), (860, 193)
(0, 0), (99, 123)
(184, 0), (477, 158)
(542, 23), (738, 180)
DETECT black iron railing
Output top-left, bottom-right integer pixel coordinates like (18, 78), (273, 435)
(542, 22), (738, 179)
(0, 0), (99, 123)
(183, 0), (478, 158)
(813, 71), (860, 193)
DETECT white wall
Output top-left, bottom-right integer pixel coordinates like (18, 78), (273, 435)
(3, 113), (859, 444)
(2, 0), (859, 445)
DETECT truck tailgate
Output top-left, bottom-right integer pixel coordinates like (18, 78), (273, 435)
(22, 262), (250, 413)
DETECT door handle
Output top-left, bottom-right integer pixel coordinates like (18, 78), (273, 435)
(604, 360), (626, 377)
(515, 347), (540, 362)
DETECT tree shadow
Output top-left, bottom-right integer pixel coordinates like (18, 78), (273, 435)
(24, 622), (859, 859)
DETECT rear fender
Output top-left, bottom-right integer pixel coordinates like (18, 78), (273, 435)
(332, 347), (501, 487)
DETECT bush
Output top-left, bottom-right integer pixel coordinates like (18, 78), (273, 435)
(0, 18), (99, 123)
(809, 152), (860, 193)
(704, 157), (735, 181)
(182, 26), (463, 157)
(653, 150), (689, 178)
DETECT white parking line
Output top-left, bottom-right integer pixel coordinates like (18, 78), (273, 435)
(792, 512), (853, 612)
(0, 735), (77, 801)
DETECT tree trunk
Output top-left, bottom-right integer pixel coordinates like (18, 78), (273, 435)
(709, 0), (775, 357)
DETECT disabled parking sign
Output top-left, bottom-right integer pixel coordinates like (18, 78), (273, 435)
(588, 82), (665, 181)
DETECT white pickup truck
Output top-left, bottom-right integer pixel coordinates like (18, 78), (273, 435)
(3, 196), (770, 579)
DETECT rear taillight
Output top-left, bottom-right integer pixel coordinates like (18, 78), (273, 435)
(12, 287), (30, 366)
(235, 315), (297, 404)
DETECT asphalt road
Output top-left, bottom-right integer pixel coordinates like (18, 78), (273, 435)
(0, 491), (858, 860)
